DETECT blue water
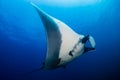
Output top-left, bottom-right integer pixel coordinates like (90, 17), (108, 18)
(0, 0), (120, 80)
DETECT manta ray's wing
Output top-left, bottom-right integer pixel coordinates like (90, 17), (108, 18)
(31, 3), (84, 69)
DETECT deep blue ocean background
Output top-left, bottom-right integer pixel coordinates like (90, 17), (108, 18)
(0, 0), (120, 80)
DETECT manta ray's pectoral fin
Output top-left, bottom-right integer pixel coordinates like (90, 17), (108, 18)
(84, 47), (95, 53)
(69, 51), (74, 57)
(82, 35), (89, 43)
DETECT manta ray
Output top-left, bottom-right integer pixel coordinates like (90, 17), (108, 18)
(31, 3), (96, 70)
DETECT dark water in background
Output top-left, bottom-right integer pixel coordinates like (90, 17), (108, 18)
(0, 0), (120, 80)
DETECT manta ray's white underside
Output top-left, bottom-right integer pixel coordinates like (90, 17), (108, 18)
(31, 3), (96, 70)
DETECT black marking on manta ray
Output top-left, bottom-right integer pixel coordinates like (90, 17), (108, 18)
(69, 51), (73, 57)
(57, 58), (61, 64)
